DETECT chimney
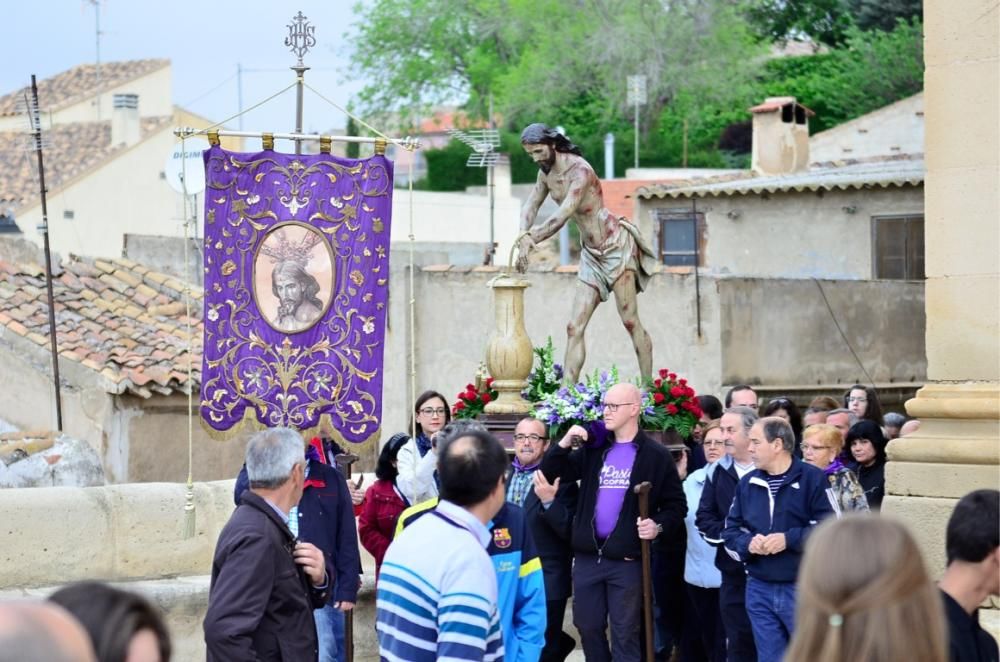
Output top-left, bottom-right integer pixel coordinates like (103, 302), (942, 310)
(749, 96), (813, 175)
(111, 93), (140, 148)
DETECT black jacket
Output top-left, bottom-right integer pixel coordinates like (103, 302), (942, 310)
(205, 491), (330, 661)
(236, 459), (361, 604)
(507, 465), (578, 601)
(695, 455), (745, 579)
(540, 429), (686, 561)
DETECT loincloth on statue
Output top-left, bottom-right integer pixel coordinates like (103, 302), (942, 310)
(579, 215), (658, 302)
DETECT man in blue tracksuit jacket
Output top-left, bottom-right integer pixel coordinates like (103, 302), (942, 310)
(397, 497), (547, 662)
(722, 417), (835, 662)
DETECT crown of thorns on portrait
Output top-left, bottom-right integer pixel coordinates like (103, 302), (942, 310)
(257, 225), (332, 334)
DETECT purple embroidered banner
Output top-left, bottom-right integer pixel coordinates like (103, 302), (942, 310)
(199, 145), (393, 445)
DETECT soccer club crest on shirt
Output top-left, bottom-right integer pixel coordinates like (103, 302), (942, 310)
(492, 527), (512, 549)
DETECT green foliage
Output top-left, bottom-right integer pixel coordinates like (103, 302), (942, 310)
(346, 2), (923, 178)
(656, 19), (923, 167)
(345, 116), (360, 158)
(747, 0), (856, 47)
(848, 0), (922, 32)
(421, 139), (486, 191)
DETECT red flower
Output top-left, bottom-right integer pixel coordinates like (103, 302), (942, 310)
(458, 391), (472, 401)
(466, 383), (476, 391)
(685, 387), (696, 397)
(667, 404), (679, 415)
(653, 392), (665, 404)
(654, 378), (662, 388)
(692, 406), (703, 419)
(668, 373), (677, 380)
(678, 378), (688, 386)
(670, 385), (684, 398)
(481, 392), (492, 404)
(465, 389), (477, 401)
(454, 401), (466, 411)
(659, 368), (669, 379)
(681, 400), (694, 411)
(486, 378), (494, 388)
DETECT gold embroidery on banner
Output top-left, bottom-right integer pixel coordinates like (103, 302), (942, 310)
(201, 151), (392, 440)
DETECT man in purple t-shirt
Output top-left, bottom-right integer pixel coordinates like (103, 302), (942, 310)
(541, 382), (687, 662)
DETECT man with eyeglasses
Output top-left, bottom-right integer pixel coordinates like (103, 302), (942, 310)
(506, 418), (579, 662)
(722, 417), (834, 662)
(695, 406), (759, 662)
(541, 382), (686, 662)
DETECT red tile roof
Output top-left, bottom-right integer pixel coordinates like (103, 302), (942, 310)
(0, 117), (171, 209)
(600, 179), (668, 220)
(0, 256), (202, 397)
(0, 59), (169, 117)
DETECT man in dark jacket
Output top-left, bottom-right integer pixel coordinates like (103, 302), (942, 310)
(939, 489), (999, 662)
(541, 382), (687, 662)
(722, 417), (834, 662)
(205, 427), (332, 661)
(696, 406), (759, 662)
(506, 416), (579, 662)
(234, 440), (361, 662)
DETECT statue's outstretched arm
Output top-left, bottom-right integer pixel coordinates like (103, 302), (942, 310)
(520, 173), (548, 232)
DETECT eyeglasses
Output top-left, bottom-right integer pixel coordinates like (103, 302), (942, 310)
(702, 440), (726, 448)
(513, 433), (547, 443)
(602, 401), (637, 413)
(800, 444), (831, 452)
(847, 397), (868, 404)
(419, 407), (447, 417)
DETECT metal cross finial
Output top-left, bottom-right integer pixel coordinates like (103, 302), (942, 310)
(285, 11), (316, 66)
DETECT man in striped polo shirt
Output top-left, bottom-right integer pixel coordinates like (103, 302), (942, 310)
(376, 428), (508, 661)
(722, 417), (835, 662)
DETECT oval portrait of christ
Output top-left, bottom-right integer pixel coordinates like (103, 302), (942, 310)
(253, 222), (335, 334)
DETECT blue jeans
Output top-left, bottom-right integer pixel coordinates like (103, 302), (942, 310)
(744, 577), (795, 662)
(314, 604), (346, 662)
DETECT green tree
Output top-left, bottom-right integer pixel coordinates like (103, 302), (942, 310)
(746, 0), (855, 47)
(346, 0), (765, 143)
(345, 116), (360, 158)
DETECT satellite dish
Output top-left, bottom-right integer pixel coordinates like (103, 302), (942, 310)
(164, 137), (209, 195)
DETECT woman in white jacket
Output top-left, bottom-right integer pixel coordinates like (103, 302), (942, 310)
(393, 390), (450, 505)
(682, 420), (727, 661)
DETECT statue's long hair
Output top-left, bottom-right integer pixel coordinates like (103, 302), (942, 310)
(520, 123), (583, 156)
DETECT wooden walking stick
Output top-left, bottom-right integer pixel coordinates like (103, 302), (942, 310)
(335, 451), (361, 662)
(634, 481), (655, 662)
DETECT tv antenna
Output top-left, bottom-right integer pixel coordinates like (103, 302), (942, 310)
(449, 126), (501, 264)
(23, 77), (64, 430)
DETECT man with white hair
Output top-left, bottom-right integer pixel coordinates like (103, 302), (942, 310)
(205, 427), (332, 661)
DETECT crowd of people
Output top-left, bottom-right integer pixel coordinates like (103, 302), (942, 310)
(0, 383), (995, 662)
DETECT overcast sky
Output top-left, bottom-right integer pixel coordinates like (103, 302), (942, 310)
(2, 1), (368, 134)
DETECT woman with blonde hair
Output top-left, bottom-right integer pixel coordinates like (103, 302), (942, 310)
(801, 424), (868, 515)
(785, 516), (948, 662)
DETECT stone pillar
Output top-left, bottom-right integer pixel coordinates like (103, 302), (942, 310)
(883, 0), (999, 615)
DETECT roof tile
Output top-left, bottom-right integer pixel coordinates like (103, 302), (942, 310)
(0, 256), (203, 397)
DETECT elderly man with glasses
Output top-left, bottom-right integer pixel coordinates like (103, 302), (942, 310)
(541, 382), (687, 662)
(506, 417), (580, 662)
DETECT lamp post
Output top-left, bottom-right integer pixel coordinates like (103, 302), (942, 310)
(627, 75), (647, 170)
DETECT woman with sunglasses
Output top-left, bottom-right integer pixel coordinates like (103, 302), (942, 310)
(394, 390), (451, 505)
(359, 433), (413, 578)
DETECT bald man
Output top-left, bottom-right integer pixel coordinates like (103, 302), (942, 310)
(541, 382), (687, 662)
(0, 601), (96, 662)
